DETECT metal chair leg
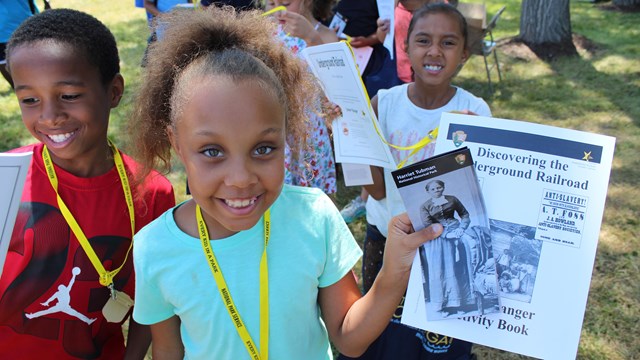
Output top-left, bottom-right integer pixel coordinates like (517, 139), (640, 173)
(483, 52), (493, 93)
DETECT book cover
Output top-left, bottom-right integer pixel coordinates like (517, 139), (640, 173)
(401, 113), (616, 359)
(392, 147), (500, 321)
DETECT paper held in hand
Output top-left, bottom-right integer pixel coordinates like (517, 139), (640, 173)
(0, 152), (32, 279)
(376, 0), (395, 60)
(301, 41), (396, 186)
(391, 147), (501, 322)
(401, 113), (615, 359)
(301, 41), (395, 169)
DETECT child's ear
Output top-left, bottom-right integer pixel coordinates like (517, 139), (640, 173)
(109, 74), (125, 108)
(461, 48), (470, 65)
(167, 125), (182, 157)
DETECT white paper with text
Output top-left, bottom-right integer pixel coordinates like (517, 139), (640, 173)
(301, 42), (396, 169)
(402, 114), (616, 360)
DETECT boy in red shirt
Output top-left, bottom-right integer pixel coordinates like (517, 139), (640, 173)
(0, 9), (175, 359)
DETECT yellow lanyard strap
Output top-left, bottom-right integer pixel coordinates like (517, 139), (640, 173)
(42, 141), (135, 290)
(262, 5), (286, 17)
(197, 205), (270, 360)
(343, 40), (439, 169)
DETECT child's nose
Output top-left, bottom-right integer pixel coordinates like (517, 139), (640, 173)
(426, 44), (442, 57)
(224, 158), (257, 188)
(39, 101), (64, 125)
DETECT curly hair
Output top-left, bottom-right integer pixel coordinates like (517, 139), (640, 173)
(129, 6), (318, 182)
(6, 8), (119, 85)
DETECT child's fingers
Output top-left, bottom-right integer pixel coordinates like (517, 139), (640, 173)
(389, 213), (413, 234)
(376, 19), (390, 33)
(421, 223), (444, 242)
(399, 223), (443, 250)
(389, 214), (442, 247)
(385, 215), (443, 273)
(376, 18), (389, 27)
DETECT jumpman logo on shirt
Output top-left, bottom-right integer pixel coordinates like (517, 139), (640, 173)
(25, 267), (97, 325)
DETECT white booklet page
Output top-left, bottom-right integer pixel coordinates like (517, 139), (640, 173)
(402, 113), (616, 360)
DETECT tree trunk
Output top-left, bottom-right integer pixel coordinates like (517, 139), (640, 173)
(519, 0), (577, 60)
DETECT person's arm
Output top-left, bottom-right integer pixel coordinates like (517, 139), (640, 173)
(375, 18), (390, 44)
(315, 24), (341, 45)
(348, 32), (381, 48)
(124, 318), (152, 360)
(362, 94), (386, 200)
(319, 214), (443, 357)
(41, 292), (57, 306)
(364, 166), (385, 200)
(144, 0), (161, 17)
(150, 316), (184, 360)
(280, 11), (339, 46)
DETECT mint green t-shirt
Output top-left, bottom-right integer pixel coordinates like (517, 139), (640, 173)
(134, 185), (362, 359)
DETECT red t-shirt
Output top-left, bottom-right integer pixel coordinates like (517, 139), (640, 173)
(0, 143), (175, 359)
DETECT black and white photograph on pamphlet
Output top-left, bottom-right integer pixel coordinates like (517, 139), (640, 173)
(401, 113), (616, 360)
(392, 147), (500, 321)
(491, 220), (541, 303)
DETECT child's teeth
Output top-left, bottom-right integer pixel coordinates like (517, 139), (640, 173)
(48, 132), (74, 143)
(425, 65), (442, 71)
(225, 198), (256, 208)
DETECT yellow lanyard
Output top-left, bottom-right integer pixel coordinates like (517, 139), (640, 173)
(262, 5), (286, 17)
(196, 204), (270, 360)
(42, 140), (135, 295)
(343, 40), (439, 169)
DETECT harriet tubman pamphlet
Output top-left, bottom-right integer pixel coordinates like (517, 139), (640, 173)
(392, 147), (500, 322)
(0, 152), (32, 278)
(401, 113), (616, 359)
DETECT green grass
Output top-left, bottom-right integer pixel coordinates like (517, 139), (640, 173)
(2, 0), (638, 359)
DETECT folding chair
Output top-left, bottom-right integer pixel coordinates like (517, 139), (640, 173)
(479, 6), (506, 93)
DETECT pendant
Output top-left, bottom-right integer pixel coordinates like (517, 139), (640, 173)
(102, 290), (134, 323)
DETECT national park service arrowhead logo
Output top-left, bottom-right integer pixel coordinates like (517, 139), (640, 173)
(452, 130), (467, 147)
(455, 153), (467, 165)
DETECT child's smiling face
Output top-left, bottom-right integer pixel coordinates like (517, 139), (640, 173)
(407, 12), (468, 87)
(170, 76), (286, 239)
(10, 41), (123, 176)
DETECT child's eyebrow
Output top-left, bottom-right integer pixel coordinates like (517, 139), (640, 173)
(194, 127), (282, 137)
(414, 31), (461, 38)
(261, 127), (283, 135)
(14, 80), (87, 91)
(55, 80), (87, 87)
(14, 84), (31, 91)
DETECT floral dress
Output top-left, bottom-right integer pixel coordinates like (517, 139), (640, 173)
(276, 26), (337, 195)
